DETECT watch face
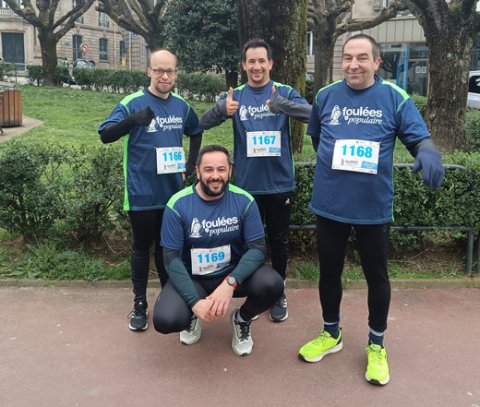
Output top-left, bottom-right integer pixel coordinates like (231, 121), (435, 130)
(227, 276), (236, 286)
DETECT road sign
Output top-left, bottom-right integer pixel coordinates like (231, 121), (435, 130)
(80, 43), (89, 53)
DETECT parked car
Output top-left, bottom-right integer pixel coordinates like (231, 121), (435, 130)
(73, 59), (95, 69)
(467, 70), (480, 109)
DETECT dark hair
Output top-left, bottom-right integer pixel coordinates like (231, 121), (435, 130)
(343, 34), (380, 60)
(241, 38), (273, 61)
(196, 144), (232, 166)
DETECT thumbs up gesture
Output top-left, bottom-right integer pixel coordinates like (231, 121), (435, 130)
(266, 85), (277, 108)
(226, 87), (239, 116)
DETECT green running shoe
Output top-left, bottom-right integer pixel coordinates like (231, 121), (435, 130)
(298, 329), (343, 362)
(365, 344), (390, 385)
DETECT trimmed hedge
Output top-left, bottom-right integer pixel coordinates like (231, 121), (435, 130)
(26, 65), (224, 100)
(1, 140), (479, 252)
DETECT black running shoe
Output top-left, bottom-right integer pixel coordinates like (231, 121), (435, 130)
(128, 300), (148, 331)
(269, 293), (288, 322)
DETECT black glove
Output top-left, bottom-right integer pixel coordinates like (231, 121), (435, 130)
(412, 147), (445, 189)
(99, 106), (155, 143)
(130, 106), (154, 126)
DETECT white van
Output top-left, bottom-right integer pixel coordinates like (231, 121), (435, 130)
(467, 70), (480, 109)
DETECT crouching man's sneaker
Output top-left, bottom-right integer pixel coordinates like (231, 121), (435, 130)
(128, 300), (148, 331)
(365, 344), (390, 385)
(269, 293), (288, 322)
(180, 317), (202, 345)
(230, 308), (253, 356)
(298, 329), (343, 362)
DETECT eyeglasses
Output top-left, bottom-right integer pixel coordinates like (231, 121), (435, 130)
(149, 67), (178, 77)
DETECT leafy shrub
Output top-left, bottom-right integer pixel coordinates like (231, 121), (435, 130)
(304, 76), (314, 104)
(27, 64), (43, 86)
(464, 109), (480, 152)
(73, 66), (95, 89)
(177, 72), (225, 101)
(0, 141), (66, 241)
(291, 156), (480, 253)
(64, 145), (124, 244)
(53, 66), (72, 86)
(0, 140), (126, 245)
(0, 63), (15, 80)
(410, 93), (427, 116)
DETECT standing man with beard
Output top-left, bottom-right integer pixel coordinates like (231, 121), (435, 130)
(152, 145), (283, 356)
(200, 39), (311, 322)
(98, 49), (203, 332)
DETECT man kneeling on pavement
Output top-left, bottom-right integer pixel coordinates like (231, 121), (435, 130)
(153, 144), (284, 356)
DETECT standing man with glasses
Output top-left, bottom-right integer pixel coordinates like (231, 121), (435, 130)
(99, 49), (203, 332)
(200, 38), (311, 323)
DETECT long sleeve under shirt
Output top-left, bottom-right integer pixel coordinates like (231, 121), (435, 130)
(161, 184), (265, 307)
(200, 81), (310, 194)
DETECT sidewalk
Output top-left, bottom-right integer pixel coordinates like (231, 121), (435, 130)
(1, 285), (479, 407)
(0, 115), (43, 142)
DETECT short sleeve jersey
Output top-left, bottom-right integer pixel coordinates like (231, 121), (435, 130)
(161, 184), (265, 277)
(222, 80), (308, 194)
(98, 89), (202, 211)
(307, 76), (429, 224)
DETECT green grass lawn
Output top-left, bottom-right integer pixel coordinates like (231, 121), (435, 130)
(0, 85), (464, 282)
(19, 85), (236, 153)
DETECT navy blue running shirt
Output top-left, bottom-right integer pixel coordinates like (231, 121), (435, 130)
(220, 81), (309, 194)
(161, 184), (265, 275)
(98, 89), (202, 211)
(307, 76), (430, 224)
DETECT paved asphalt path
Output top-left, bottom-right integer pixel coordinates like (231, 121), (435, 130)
(1, 284), (480, 407)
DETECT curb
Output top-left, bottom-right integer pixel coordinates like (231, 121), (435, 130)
(1, 277), (479, 289)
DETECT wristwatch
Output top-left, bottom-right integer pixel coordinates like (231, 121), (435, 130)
(225, 275), (238, 288)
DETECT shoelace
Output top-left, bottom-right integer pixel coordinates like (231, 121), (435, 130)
(187, 318), (197, 333)
(367, 345), (385, 362)
(312, 331), (331, 345)
(129, 302), (147, 319)
(280, 296), (287, 308)
(236, 320), (251, 341)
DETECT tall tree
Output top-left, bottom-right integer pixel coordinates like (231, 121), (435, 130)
(309, 0), (480, 151)
(237, 0), (308, 153)
(308, 0), (403, 90)
(4, 0), (95, 86)
(164, 0), (240, 87)
(401, 0), (480, 151)
(98, 0), (170, 50)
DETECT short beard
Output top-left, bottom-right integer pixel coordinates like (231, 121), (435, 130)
(199, 179), (228, 197)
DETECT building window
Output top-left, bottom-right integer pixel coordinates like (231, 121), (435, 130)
(99, 38), (108, 61)
(72, 34), (83, 61)
(1, 0), (22, 8)
(306, 31), (313, 56)
(119, 40), (127, 65)
(1, 32), (25, 70)
(72, 0), (84, 23)
(98, 11), (109, 28)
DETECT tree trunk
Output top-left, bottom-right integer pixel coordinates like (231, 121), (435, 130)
(423, 31), (472, 151)
(237, 0), (307, 153)
(313, 20), (337, 90)
(225, 69), (239, 88)
(38, 31), (59, 87)
(146, 35), (163, 51)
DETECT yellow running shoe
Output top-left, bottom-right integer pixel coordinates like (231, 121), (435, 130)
(365, 344), (390, 385)
(298, 330), (343, 362)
